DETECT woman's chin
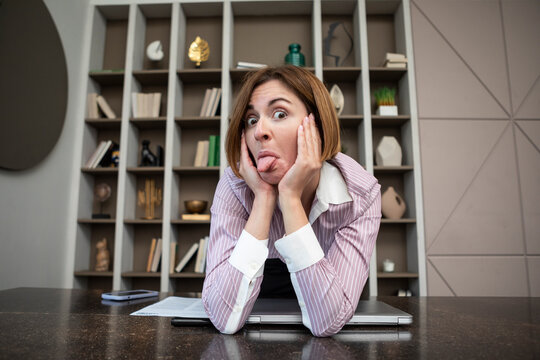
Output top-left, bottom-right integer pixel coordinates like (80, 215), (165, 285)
(259, 171), (284, 185)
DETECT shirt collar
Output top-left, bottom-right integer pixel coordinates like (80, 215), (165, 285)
(308, 161), (353, 224)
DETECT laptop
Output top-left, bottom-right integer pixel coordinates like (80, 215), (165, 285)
(171, 298), (412, 326)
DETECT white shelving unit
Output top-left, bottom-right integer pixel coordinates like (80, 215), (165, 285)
(69, 0), (426, 296)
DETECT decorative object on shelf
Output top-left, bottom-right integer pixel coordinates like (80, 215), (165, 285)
(138, 178), (162, 219)
(236, 61), (267, 69)
(375, 136), (402, 166)
(182, 200), (210, 221)
(146, 40), (164, 62)
(329, 84), (344, 116)
(139, 140), (163, 167)
(95, 238), (110, 272)
(381, 186), (406, 220)
(323, 21), (353, 67)
(92, 183), (112, 219)
(397, 289), (412, 297)
(284, 43), (305, 67)
(382, 259), (395, 273)
(373, 87), (398, 116)
(382, 52), (407, 69)
(188, 36), (209, 68)
(110, 145), (120, 167)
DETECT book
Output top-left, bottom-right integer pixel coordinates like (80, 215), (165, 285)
(84, 140), (105, 168)
(208, 135), (218, 167)
(209, 88), (221, 117)
(214, 135), (220, 167)
(169, 242), (177, 274)
(92, 140), (113, 168)
(181, 213), (210, 221)
(96, 95), (116, 119)
(194, 237), (208, 273)
(385, 52), (406, 62)
(175, 242), (199, 273)
(384, 61), (407, 68)
(193, 140), (209, 167)
(151, 238), (163, 272)
(205, 88), (218, 117)
(87, 93), (99, 118)
(131, 92), (138, 118)
(199, 89), (212, 117)
(146, 238), (157, 272)
(152, 92), (161, 117)
(237, 61), (267, 69)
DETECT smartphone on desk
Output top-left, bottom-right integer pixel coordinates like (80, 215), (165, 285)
(101, 289), (159, 301)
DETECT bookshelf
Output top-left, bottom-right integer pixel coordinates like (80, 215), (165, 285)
(72, 0), (426, 297)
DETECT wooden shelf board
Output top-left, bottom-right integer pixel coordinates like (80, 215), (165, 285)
(175, 117), (220, 128)
(177, 68), (222, 83)
(124, 219), (163, 225)
(89, 71), (125, 85)
(171, 219), (211, 225)
(339, 114), (363, 127)
(130, 117), (167, 129)
(373, 165), (414, 173)
(169, 272), (205, 279)
(230, 67), (316, 82)
(371, 115), (410, 127)
(173, 166), (220, 174)
(133, 69), (169, 85)
(378, 272), (419, 279)
(85, 118), (122, 129)
(78, 218), (116, 224)
(121, 271), (161, 278)
(81, 167), (119, 174)
(126, 167), (165, 174)
(369, 67), (407, 82)
(323, 67), (362, 82)
(74, 271), (113, 277)
(381, 218), (416, 224)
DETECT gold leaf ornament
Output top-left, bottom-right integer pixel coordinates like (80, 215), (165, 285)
(188, 36), (210, 68)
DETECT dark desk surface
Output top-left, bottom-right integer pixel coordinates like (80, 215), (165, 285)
(0, 288), (539, 359)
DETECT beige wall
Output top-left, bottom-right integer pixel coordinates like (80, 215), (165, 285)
(410, 0), (540, 296)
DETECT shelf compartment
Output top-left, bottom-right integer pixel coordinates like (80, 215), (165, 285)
(175, 117), (220, 128)
(369, 67), (407, 82)
(371, 115), (410, 127)
(81, 167), (119, 174)
(133, 70), (169, 86)
(378, 272), (419, 279)
(88, 71), (125, 86)
(74, 271), (113, 277)
(78, 218), (116, 224)
(130, 117), (167, 129)
(85, 118), (122, 130)
(138, 4), (172, 71)
(374, 166), (414, 173)
(122, 271), (161, 278)
(177, 69), (222, 83)
(339, 115), (363, 127)
(126, 167), (165, 174)
(171, 219), (211, 225)
(323, 67), (361, 83)
(173, 166), (219, 174)
(124, 219), (163, 225)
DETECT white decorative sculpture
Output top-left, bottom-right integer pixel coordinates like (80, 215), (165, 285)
(146, 40), (164, 61)
(376, 136), (402, 166)
(381, 186), (406, 219)
(329, 84), (344, 115)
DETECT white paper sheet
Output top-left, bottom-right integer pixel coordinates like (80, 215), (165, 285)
(130, 296), (208, 318)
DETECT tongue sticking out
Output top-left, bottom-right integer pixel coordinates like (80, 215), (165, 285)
(257, 156), (277, 173)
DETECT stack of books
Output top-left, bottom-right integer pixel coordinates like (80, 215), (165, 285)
(383, 53), (407, 69)
(132, 92), (161, 118)
(193, 135), (220, 167)
(146, 238), (163, 272)
(173, 236), (209, 273)
(200, 88), (221, 117)
(236, 61), (267, 69)
(87, 93), (117, 119)
(84, 140), (118, 168)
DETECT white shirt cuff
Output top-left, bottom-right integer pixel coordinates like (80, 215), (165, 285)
(228, 230), (269, 279)
(274, 223), (324, 273)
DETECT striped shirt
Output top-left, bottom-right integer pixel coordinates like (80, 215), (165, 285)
(202, 152), (381, 337)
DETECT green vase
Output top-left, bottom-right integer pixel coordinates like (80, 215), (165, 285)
(284, 43), (305, 67)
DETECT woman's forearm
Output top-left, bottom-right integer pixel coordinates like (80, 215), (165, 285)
(244, 192), (276, 240)
(279, 194), (309, 235)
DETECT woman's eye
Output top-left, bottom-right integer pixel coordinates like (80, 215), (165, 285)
(246, 117), (258, 126)
(273, 111), (287, 120)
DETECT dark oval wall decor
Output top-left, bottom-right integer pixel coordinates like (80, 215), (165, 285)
(0, 0), (68, 170)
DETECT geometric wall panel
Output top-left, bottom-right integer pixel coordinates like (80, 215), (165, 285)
(517, 121), (540, 149)
(412, 0), (510, 113)
(426, 260), (454, 296)
(501, 1), (540, 116)
(430, 256), (529, 296)
(515, 78), (540, 120)
(419, 120), (507, 250)
(528, 257), (540, 297)
(429, 126), (524, 255)
(515, 126), (540, 254)
(410, 4), (509, 119)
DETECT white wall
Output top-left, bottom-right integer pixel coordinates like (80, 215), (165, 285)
(0, 0), (89, 290)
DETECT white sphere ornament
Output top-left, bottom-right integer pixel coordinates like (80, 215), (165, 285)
(146, 40), (164, 61)
(376, 136), (402, 166)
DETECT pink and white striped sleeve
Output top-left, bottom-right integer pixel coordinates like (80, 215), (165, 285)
(201, 175), (268, 334)
(274, 181), (381, 337)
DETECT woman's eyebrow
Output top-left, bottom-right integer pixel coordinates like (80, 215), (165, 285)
(268, 97), (292, 106)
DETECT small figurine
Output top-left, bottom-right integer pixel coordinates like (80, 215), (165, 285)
(284, 43), (305, 67)
(188, 36), (210, 68)
(95, 238), (110, 272)
(140, 140), (158, 166)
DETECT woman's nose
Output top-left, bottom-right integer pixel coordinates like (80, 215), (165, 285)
(254, 117), (271, 141)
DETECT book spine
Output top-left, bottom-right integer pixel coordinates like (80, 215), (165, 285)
(151, 238), (163, 272)
(208, 135), (217, 167)
(146, 238), (157, 272)
(199, 89), (211, 117)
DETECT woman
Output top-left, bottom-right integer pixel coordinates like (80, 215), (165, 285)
(202, 65), (381, 337)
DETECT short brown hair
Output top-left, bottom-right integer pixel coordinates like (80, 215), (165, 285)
(226, 65), (341, 178)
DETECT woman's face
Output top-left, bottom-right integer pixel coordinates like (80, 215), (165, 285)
(244, 79), (309, 185)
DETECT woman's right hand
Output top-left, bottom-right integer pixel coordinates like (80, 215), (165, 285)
(239, 131), (277, 200)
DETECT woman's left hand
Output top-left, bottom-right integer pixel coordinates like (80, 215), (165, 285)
(278, 113), (322, 199)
